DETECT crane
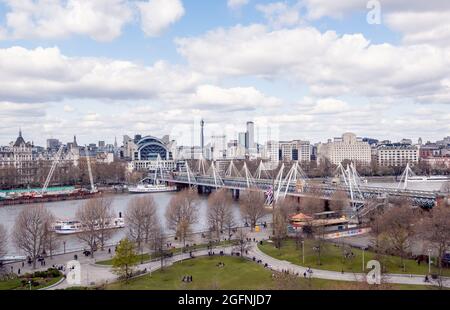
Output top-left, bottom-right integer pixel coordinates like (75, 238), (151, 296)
(41, 145), (64, 195)
(85, 146), (96, 193)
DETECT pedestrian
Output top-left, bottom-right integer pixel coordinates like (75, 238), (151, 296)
(22, 262), (25, 268)
(18, 268), (21, 275)
(108, 248), (111, 254)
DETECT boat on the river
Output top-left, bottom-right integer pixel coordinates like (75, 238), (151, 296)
(407, 176), (450, 183)
(128, 183), (177, 194)
(52, 217), (125, 235)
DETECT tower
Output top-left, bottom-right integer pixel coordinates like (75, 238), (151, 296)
(246, 121), (254, 151)
(200, 119), (205, 156)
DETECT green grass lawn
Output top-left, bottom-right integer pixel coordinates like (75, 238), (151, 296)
(104, 256), (432, 291)
(97, 240), (233, 266)
(0, 275), (62, 290)
(259, 239), (450, 276)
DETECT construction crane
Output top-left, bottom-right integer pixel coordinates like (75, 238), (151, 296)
(85, 146), (96, 193)
(41, 145), (64, 195)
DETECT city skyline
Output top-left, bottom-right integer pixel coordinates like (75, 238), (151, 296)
(0, 1), (449, 146)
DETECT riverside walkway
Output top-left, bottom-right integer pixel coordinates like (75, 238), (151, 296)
(43, 241), (449, 290)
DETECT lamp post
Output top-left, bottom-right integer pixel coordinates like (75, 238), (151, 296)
(63, 241), (66, 254)
(362, 247), (365, 272)
(302, 240), (305, 265)
(428, 249), (432, 275)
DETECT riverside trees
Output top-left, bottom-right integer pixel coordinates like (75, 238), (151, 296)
(12, 205), (54, 269)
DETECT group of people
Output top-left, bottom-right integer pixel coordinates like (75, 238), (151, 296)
(303, 267), (314, 278)
(182, 275), (193, 283)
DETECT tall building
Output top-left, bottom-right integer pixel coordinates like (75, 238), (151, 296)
(238, 132), (247, 148)
(377, 144), (419, 167)
(318, 133), (371, 165)
(279, 140), (311, 162)
(200, 119), (205, 157)
(46, 139), (60, 150)
(246, 122), (255, 150)
(266, 140), (280, 165)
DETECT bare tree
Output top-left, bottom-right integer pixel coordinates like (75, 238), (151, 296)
(233, 228), (251, 256)
(0, 224), (7, 259)
(379, 205), (416, 271)
(150, 222), (168, 270)
(420, 206), (450, 278)
(76, 198), (113, 258)
(44, 213), (60, 259)
(93, 197), (114, 251)
(272, 199), (295, 249)
(12, 205), (53, 269)
(329, 190), (349, 214)
(240, 189), (266, 231)
(126, 196), (158, 258)
(300, 196), (325, 215)
(207, 189), (233, 238)
(165, 189), (199, 247)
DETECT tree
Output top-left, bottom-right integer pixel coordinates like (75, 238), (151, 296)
(150, 222), (168, 270)
(76, 198), (112, 258)
(92, 197), (114, 251)
(112, 238), (139, 282)
(12, 205), (53, 269)
(126, 196), (158, 260)
(233, 228), (251, 257)
(207, 189), (233, 238)
(329, 190), (349, 214)
(299, 196), (325, 215)
(165, 189), (199, 247)
(420, 206), (450, 277)
(44, 213), (60, 259)
(272, 198), (295, 249)
(378, 205), (416, 271)
(240, 189), (266, 230)
(0, 224), (7, 259)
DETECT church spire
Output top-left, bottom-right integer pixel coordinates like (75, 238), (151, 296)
(19, 128), (22, 138)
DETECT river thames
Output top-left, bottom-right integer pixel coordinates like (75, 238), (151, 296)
(0, 192), (248, 255)
(0, 179), (446, 255)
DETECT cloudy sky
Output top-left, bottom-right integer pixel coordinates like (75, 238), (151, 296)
(0, 0), (449, 147)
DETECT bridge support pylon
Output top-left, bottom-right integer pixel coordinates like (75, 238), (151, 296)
(232, 189), (240, 200)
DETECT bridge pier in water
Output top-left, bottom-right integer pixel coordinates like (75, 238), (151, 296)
(231, 189), (240, 200)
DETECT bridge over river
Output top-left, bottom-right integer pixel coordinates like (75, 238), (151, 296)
(157, 160), (448, 215)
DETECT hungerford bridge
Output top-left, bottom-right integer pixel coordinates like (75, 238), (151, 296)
(158, 159), (448, 216)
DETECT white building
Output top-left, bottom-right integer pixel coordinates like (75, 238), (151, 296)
(279, 140), (311, 163)
(318, 133), (371, 165)
(266, 140), (280, 165)
(377, 145), (419, 167)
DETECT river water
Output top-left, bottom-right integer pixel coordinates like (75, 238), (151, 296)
(0, 192), (247, 255)
(0, 179), (447, 256)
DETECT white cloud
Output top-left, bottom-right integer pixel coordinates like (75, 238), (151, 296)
(310, 98), (350, 114)
(227, 0), (250, 10)
(137, 0), (185, 37)
(256, 2), (302, 28)
(187, 85), (282, 111)
(303, 0), (450, 47)
(63, 105), (75, 112)
(0, 46), (202, 103)
(0, 0), (186, 41)
(3, 0), (133, 42)
(176, 24), (450, 103)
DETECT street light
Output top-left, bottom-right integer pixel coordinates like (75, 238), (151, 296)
(362, 247), (366, 272)
(428, 249), (432, 275)
(302, 240), (305, 265)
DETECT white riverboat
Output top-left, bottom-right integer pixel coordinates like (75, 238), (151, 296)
(407, 176), (450, 183)
(52, 217), (125, 235)
(128, 183), (177, 194)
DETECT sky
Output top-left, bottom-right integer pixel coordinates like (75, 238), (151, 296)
(0, 0), (449, 147)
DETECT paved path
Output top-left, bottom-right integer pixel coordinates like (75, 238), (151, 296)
(249, 244), (450, 288)
(47, 240), (450, 290)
